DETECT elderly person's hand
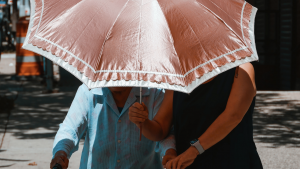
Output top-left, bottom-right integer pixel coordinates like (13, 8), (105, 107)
(50, 150), (69, 169)
(129, 102), (149, 127)
(162, 148), (177, 168)
(165, 146), (198, 169)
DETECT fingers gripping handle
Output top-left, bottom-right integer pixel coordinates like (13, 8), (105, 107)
(52, 163), (62, 169)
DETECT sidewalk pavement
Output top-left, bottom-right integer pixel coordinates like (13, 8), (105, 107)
(0, 78), (83, 169)
(0, 53), (16, 75)
(0, 54), (300, 169)
(1, 54), (83, 169)
(254, 91), (300, 168)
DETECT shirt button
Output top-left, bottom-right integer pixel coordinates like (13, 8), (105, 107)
(118, 140), (121, 143)
(117, 160), (120, 163)
(118, 120), (121, 123)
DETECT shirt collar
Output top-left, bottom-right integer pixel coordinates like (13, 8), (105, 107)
(90, 87), (150, 117)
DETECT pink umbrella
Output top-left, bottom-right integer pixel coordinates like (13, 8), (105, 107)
(23, 0), (258, 93)
(23, 0), (258, 140)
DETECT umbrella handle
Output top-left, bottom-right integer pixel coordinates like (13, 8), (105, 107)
(139, 87), (142, 141)
(139, 124), (142, 141)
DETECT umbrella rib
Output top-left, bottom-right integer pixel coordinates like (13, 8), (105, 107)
(240, 1), (247, 46)
(98, 0), (132, 59)
(197, 0), (247, 47)
(35, 0), (45, 35)
(155, 0), (183, 77)
(67, 11), (100, 58)
(137, 0), (143, 73)
(208, 0), (238, 25)
(168, 0), (208, 58)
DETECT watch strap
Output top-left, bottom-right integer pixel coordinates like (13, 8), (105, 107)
(192, 140), (205, 155)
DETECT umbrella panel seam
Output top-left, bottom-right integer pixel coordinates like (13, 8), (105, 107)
(240, 1), (247, 46)
(196, 0), (247, 47)
(34, 0), (44, 36)
(168, 0), (210, 59)
(137, 0), (143, 81)
(155, 0), (184, 77)
(98, 0), (132, 60)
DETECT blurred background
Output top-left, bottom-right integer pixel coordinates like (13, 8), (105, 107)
(248, 0), (300, 90)
(0, 0), (299, 168)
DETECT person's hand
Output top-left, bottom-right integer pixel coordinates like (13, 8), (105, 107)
(50, 150), (69, 169)
(162, 149), (177, 168)
(165, 146), (199, 169)
(128, 102), (149, 127)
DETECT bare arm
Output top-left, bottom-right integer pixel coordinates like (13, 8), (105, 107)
(165, 63), (257, 169)
(198, 63), (256, 150)
(129, 90), (174, 141)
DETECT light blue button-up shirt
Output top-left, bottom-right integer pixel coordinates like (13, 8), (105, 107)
(53, 84), (175, 169)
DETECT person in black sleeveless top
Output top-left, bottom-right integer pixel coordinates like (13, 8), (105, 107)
(129, 63), (263, 169)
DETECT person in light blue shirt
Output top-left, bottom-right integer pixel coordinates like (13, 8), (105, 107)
(50, 84), (176, 169)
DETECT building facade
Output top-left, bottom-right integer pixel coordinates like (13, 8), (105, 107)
(248, 0), (300, 90)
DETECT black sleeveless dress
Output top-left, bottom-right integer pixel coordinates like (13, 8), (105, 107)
(173, 68), (263, 169)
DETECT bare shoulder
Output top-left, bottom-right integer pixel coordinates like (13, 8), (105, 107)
(163, 90), (174, 104)
(165, 89), (174, 95)
(235, 63), (257, 96)
(239, 62), (255, 78)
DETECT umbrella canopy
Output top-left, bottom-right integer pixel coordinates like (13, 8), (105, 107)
(23, 0), (258, 93)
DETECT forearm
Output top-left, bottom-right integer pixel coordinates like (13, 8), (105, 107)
(129, 90), (173, 141)
(54, 150), (68, 158)
(198, 111), (242, 150)
(53, 130), (76, 158)
(165, 148), (177, 156)
(140, 119), (167, 141)
(196, 64), (256, 152)
(157, 127), (176, 157)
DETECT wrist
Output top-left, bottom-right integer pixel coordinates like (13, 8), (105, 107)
(142, 118), (150, 127)
(190, 138), (205, 155)
(165, 148), (177, 156)
(55, 150), (68, 158)
(189, 146), (200, 156)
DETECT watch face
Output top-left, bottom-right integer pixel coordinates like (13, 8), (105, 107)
(190, 139), (198, 145)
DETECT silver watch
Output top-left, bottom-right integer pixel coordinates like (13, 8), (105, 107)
(190, 139), (205, 155)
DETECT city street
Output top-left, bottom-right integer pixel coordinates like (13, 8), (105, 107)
(0, 54), (300, 169)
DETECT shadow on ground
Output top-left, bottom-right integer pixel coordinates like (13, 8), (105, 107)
(0, 164), (15, 168)
(0, 73), (81, 140)
(9, 91), (78, 139)
(1, 74), (300, 148)
(253, 92), (300, 148)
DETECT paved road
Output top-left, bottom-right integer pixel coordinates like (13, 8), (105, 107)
(0, 54), (300, 169)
